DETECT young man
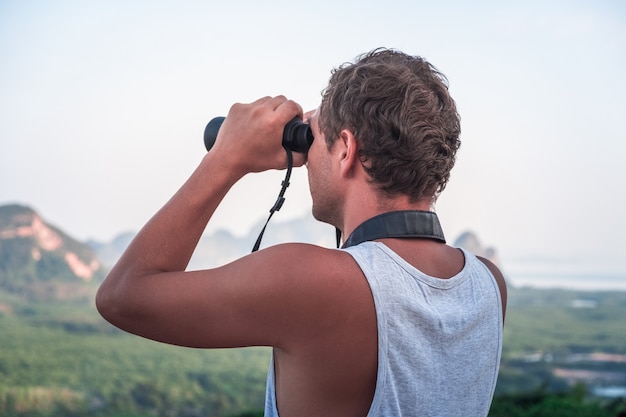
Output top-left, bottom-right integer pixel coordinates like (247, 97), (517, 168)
(97, 49), (507, 417)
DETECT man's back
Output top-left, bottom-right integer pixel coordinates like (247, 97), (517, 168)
(345, 242), (503, 416)
(265, 240), (504, 417)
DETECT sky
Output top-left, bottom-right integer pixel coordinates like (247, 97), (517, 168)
(1, 0), (625, 277)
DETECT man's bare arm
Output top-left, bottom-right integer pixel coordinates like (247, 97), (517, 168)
(95, 96), (321, 348)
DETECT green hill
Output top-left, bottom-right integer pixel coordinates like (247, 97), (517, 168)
(0, 204), (105, 301)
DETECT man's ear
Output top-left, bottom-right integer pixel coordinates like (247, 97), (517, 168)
(338, 129), (359, 177)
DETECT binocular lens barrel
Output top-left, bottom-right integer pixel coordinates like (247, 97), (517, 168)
(203, 117), (225, 152)
(204, 117), (313, 153)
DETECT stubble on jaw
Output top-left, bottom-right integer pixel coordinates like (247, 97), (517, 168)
(308, 154), (342, 230)
(307, 110), (343, 229)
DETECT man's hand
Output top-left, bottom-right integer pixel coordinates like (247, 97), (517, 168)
(210, 96), (307, 176)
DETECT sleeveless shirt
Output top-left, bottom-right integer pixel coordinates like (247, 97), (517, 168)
(264, 242), (503, 417)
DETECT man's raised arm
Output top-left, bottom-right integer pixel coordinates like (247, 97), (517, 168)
(95, 96), (309, 348)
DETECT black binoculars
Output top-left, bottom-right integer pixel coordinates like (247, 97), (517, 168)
(204, 117), (313, 153)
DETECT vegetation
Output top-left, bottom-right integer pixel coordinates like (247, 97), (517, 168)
(1, 281), (625, 416)
(0, 294), (269, 417)
(496, 287), (626, 396)
(488, 384), (625, 417)
(502, 287), (626, 356)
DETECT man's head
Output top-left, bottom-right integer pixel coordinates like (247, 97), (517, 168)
(319, 48), (461, 203)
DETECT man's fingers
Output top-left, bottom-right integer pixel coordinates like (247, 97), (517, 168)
(246, 96), (303, 124)
(274, 98), (304, 123)
(263, 95), (288, 109)
(251, 96), (274, 105)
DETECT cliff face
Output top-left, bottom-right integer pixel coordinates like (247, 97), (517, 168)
(0, 204), (103, 300)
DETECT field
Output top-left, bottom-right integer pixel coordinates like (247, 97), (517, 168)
(0, 290), (269, 417)
(1, 285), (625, 416)
(498, 287), (626, 396)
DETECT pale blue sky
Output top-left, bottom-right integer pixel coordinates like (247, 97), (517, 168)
(1, 1), (625, 276)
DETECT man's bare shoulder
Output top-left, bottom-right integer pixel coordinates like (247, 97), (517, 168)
(228, 242), (364, 299)
(186, 242), (371, 349)
(252, 242), (354, 274)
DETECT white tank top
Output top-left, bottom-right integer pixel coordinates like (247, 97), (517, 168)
(264, 242), (503, 417)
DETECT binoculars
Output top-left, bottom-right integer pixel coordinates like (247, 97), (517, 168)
(204, 117), (313, 153)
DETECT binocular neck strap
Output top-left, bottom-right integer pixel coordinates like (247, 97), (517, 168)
(339, 210), (446, 249)
(252, 147), (293, 253)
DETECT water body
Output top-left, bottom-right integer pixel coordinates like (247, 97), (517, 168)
(500, 257), (626, 291)
(507, 272), (626, 291)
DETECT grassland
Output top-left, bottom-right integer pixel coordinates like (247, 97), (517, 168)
(1, 285), (625, 416)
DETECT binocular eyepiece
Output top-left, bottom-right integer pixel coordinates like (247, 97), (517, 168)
(204, 117), (313, 153)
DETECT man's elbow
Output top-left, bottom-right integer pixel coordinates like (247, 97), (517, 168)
(95, 274), (130, 326)
(95, 281), (117, 323)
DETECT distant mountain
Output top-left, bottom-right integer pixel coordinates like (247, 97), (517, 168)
(0, 203), (500, 302)
(453, 230), (500, 266)
(0, 204), (104, 301)
(189, 212), (338, 270)
(89, 210), (339, 270)
(86, 232), (135, 270)
(91, 212), (499, 270)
